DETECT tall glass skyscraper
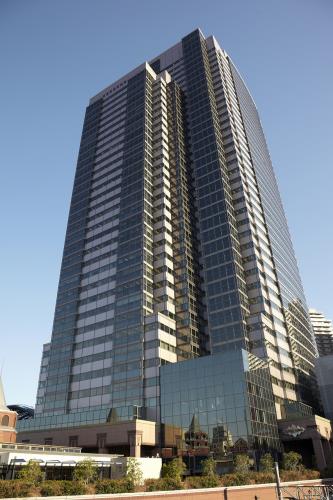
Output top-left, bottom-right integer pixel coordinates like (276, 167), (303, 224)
(21, 29), (317, 440)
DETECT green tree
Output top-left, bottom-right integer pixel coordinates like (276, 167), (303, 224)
(202, 457), (217, 477)
(233, 454), (250, 474)
(201, 456), (220, 487)
(72, 459), (98, 484)
(162, 458), (186, 481)
(259, 453), (274, 472)
(126, 458), (143, 487)
(282, 451), (303, 471)
(17, 460), (43, 486)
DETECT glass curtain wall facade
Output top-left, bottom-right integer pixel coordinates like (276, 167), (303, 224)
(160, 350), (280, 463)
(29, 62), (205, 431)
(23, 29), (317, 434)
(150, 30), (317, 415)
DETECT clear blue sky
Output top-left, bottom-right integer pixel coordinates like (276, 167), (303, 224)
(0, 0), (332, 405)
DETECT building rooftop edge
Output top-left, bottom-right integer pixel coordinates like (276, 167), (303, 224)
(89, 61), (156, 105)
(89, 28), (211, 105)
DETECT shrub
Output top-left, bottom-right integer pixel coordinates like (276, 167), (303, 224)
(95, 478), (133, 494)
(39, 480), (93, 497)
(280, 468), (320, 482)
(301, 469), (320, 480)
(69, 480), (90, 495)
(282, 451), (303, 471)
(40, 481), (63, 496)
(17, 461), (44, 486)
(58, 480), (75, 495)
(0, 481), (12, 499)
(202, 474), (220, 487)
(220, 473), (251, 486)
(250, 471), (275, 484)
(162, 458), (186, 481)
(186, 475), (220, 488)
(145, 478), (165, 491)
(184, 476), (204, 489)
(145, 477), (183, 491)
(0, 480), (32, 498)
(161, 477), (184, 490)
(259, 453), (274, 472)
(0, 481), (10, 499)
(233, 454), (250, 474)
(280, 469), (303, 482)
(53, 480), (89, 495)
(73, 459), (98, 484)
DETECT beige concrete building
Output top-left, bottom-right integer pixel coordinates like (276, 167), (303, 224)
(18, 419), (158, 458)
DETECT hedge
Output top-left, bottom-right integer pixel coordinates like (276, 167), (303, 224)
(145, 477), (183, 491)
(95, 478), (134, 494)
(0, 469), (322, 497)
(0, 481), (36, 498)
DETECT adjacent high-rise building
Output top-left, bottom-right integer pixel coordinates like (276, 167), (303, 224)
(309, 309), (333, 356)
(315, 354), (333, 420)
(18, 29), (318, 451)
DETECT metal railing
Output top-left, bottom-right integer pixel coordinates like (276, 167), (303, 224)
(0, 442), (82, 454)
(280, 484), (333, 499)
(275, 461), (333, 499)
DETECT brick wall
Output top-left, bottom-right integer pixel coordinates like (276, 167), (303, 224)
(0, 410), (17, 443)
